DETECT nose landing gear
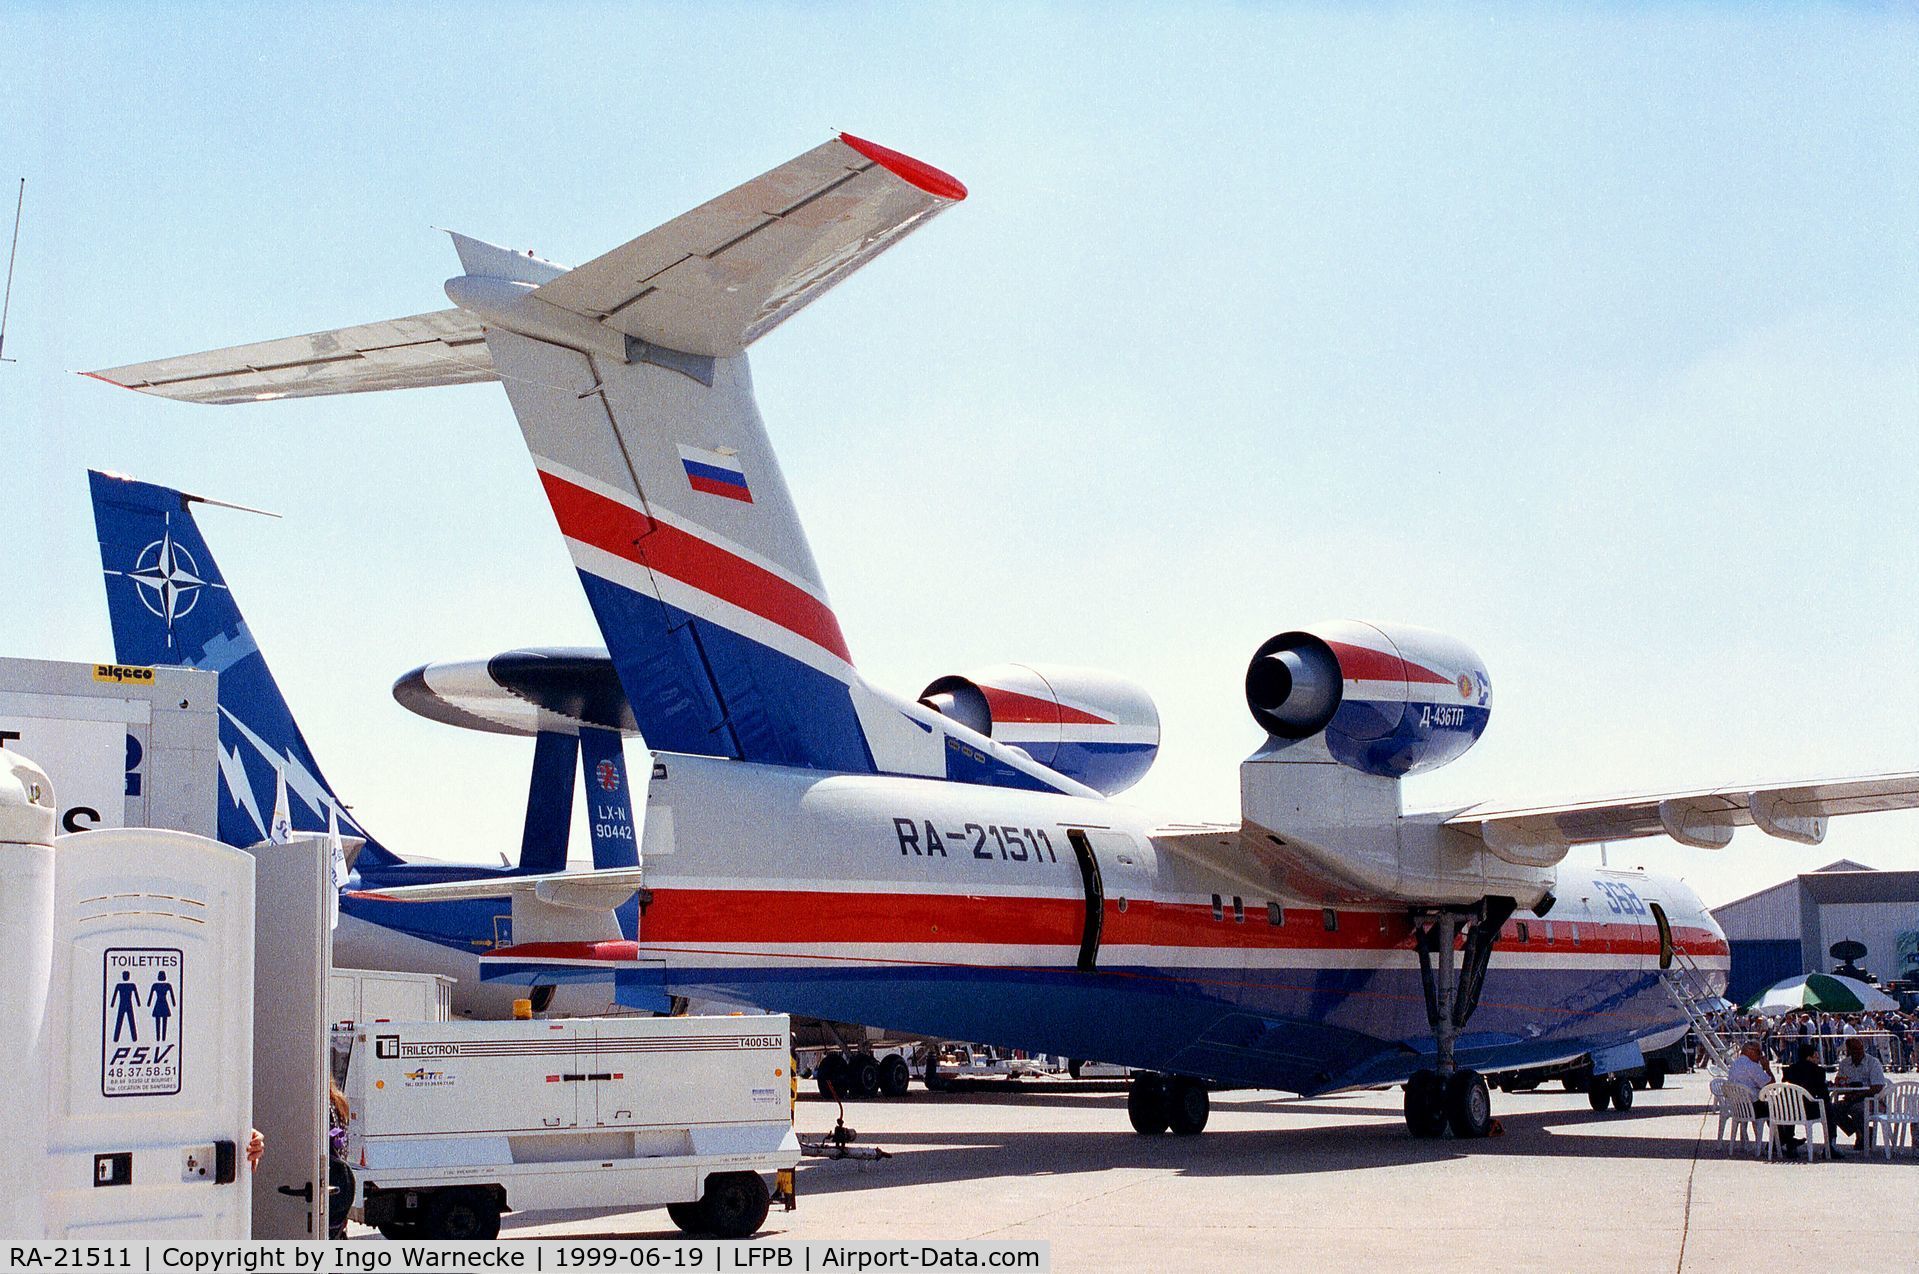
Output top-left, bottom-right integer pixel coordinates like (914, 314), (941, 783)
(1403, 897), (1515, 1140)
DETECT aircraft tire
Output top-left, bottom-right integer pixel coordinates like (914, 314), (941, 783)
(1127, 1076), (1170, 1135)
(1404, 1070), (1447, 1138)
(1610, 1076), (1635, 1110)
(1444, 1070), (1492, 1139)
(701, 1172), (771, 1240)
(425, 1187), (501, 1241)
(1588, 1083), (1613, 1111)
(816, 1053), (849, 1098)
(1646, 1068), (1666, 1090)
(667, 1201), (708, 1234)
(1167, 1079), (1210, 1135)
(923, 1056), (950, 1091)
(850, 1054), (882, 1098)
(879, 1054), (911, 1098)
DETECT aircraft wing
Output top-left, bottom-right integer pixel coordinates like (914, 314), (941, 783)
(1445, 770), (1919, 866)
(1151, 823), (1289, 894)
(85, 308), (494, 404)
(527, 132), (965, 358)
(349, 866), (649, 911)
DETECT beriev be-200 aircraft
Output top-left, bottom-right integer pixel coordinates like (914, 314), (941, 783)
(87, 133), (1919, 1139)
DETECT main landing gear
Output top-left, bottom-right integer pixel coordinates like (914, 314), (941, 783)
(1128, 1073), (1210, 1136)
(1587, 1075), (1635, 1111)
(816, 1050), (915, 1099)
(1403, 897), (1515, 1141)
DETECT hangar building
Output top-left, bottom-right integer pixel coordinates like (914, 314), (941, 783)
(1712, 860), (1919, 1002)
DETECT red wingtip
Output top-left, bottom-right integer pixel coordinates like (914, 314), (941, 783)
(78, 370), (139, 393)
(838, 133), (968, 202)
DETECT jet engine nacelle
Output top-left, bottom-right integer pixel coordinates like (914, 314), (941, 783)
(919, 663), (1160, 795)
(1245, 621), (1490, 778)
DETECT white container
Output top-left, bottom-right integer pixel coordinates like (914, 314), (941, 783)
(329, 967), (454, 1027)
(42, 827), (256, 1238)
(346, 1014), (798, 1239)
(0, 751), (56, 1238)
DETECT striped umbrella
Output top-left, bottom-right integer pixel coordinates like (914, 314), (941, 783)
(1745, 972), (1899, 1016)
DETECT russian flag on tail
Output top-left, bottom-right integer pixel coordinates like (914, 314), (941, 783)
(678, 444), (753, 503)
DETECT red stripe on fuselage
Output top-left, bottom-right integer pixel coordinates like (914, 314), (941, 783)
(634, 887), (1727, 960)
(539, 470), (852, 664)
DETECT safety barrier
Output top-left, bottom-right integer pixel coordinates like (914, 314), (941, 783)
(1701, 1028), (1914, 1072)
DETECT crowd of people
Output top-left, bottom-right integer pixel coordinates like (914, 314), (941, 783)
(1698, 1007), (1918, 1071)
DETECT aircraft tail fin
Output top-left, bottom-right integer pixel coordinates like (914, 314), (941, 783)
(80, 134), (1079, 793)
(488, 134), (966, 773)
(88, 470), (402, 865)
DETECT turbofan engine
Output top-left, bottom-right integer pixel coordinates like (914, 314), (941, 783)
(919, 663), (1160, 794)
(1245, 621), (1490, 777)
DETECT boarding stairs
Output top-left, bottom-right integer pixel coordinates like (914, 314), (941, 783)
(1660, 949), (1736, 1072)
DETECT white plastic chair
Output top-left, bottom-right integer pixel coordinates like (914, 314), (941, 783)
(1758, 1081), (1829, 1162)
(1713, 1079), (1764, 1156)
(1867, 1082), (1919, 1158)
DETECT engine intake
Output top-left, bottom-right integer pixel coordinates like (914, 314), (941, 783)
(1245, 633), (1343, 740)
(1245, 621), (1491, 777)
(919, 663), (1160, 795)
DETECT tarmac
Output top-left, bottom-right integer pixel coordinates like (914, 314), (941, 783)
(416, 1074), (1919, 1270)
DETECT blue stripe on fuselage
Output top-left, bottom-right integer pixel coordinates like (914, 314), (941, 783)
(575, 569), (876, 772)
(577, 570), (1080, 795)
(648, 960), (1684, 1096)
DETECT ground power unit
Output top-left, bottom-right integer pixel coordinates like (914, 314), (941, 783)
(329, 967), (454, 1028)
(346, 1014), (799, 1239)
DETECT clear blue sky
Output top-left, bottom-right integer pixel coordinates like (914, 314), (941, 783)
(5, 4), (1916, 906)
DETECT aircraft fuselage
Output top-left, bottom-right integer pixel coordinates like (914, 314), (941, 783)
(519, 753), (1729, 1095)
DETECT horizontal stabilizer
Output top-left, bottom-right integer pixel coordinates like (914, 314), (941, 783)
(528, 133), (966, 358)
(85, 308), (494, 404)
(349, 866), (649, 909)
(352, 867), (649, 948)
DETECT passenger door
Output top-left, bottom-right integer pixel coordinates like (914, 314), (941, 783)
(1648, 901), (1675, 970)
(1062, 828), (1159, 972)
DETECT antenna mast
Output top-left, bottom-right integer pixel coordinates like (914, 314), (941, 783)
(0, 179), (23, 363)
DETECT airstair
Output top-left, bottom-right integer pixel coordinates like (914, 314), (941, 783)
(1660, 948), (1735, 1071)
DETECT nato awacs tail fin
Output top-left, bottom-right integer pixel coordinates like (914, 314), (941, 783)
(88, 470), (402, 865)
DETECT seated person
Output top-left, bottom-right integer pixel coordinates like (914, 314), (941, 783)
(1782, 1044), (1829, 1102)
(1727, 1040), (1796, 1149)
(1830, 1036), (1887, 1139)
(1781, 1043), (1835, 1156)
